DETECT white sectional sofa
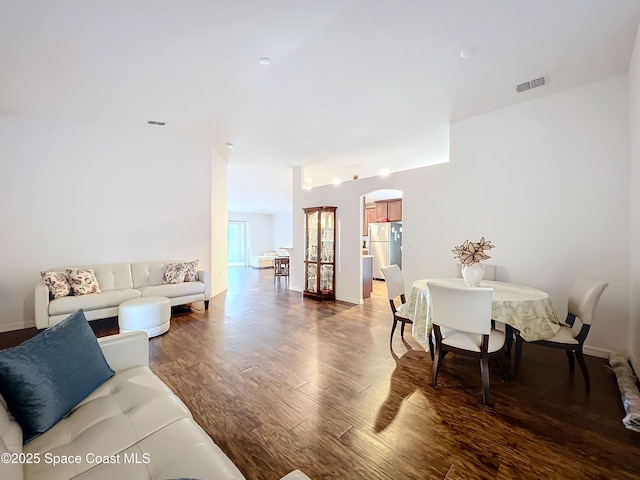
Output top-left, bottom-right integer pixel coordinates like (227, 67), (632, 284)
(0, 330), (310, 480)
(250, 249), (290, 269)
(35, 261), (211, 329)
(250, 251), (277, 269)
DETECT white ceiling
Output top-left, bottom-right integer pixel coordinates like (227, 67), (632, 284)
(2, 1), (640, 214)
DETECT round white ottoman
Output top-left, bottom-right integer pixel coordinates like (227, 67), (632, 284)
(118, 296), (171, 338)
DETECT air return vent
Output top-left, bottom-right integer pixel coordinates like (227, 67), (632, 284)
(530, 77), (545, 88)
(516, 76), (546, 93)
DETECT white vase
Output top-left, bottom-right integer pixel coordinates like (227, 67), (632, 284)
(461, 263), (484, 287)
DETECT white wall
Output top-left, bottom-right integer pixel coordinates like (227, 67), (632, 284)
(228, 212), (275, 258)
(274, 212), (293, 249)
(629, 24), (640, 372)
(211, 148), (228, 297)
(0, 114), (212, 331)
(293, 75), (631, 354)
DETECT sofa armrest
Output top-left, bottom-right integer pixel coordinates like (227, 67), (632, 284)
(98, 331), (149, 372)
(34, 282), (51, 329)
(198, 270), (211, 299)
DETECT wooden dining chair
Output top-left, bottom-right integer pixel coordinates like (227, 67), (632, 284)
(514, 278), (608, 392)
(428, 281), (505, 405)
(380, 265), (414, 345)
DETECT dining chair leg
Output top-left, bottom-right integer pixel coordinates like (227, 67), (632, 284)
(565, 350), (575, 373)
(390, 318), (398, 344)
(514, 336), (523, 378)
(504, 325), (514, 356)
(432, 347), (442, 388)
(493, 354), (510, 381)
(480, 355), (491, 406)
(427, 334), (434, 361)
(400, 320), (406, 338)
(575, 348), (591, 393)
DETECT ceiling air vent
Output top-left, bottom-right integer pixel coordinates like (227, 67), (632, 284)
(530, 77), (545, 88)
(147, 120), (166, 126)
(516, 76), (546, 93)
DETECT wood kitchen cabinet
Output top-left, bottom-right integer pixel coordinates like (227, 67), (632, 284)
(375, 202), (388, 222)
(363, 205), (376, 235)
(387, 199), (402, 221)
(373, 199), (402, 222)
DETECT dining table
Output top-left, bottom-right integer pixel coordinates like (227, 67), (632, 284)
(405, 278), (562, 352)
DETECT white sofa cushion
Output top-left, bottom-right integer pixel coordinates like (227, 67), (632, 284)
(0, 436), (22, 480)
(0, 396), (22, 453)
(44, 264), (135, 293)
(72, 418), (245, 480)
(23, 366), (193, 480)
(0, 396), (23, 480)
(131, 262), (171, 288)
(90, 263), (135, 291)
(137, 282), (205, 298)
(48, 289), (141, 316)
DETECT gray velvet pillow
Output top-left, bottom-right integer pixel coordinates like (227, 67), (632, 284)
(0, 309), (114, 443)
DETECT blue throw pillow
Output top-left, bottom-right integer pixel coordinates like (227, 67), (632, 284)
(0, 309), (114, 443)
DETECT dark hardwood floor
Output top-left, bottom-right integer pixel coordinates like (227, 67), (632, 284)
(2, 267), (640, 479)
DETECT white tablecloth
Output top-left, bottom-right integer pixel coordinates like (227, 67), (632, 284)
(406, 278), (561, 351)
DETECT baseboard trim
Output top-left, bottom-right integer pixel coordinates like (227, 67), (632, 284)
(583, 345), (613, 359)
(335, 295), (360, 305)
(0, 321), (35, 333)
(210, 287), (228, 298)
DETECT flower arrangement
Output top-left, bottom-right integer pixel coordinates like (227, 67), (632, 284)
(452, 237), (495, 265)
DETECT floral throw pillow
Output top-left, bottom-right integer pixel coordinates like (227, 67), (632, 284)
(40, 271), (71, 299)
(163, 263), (188, 284)
(66, 268), (101, 296)
(183, 260), (199, 282)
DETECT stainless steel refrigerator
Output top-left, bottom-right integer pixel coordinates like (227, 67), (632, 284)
(369, 222), (402, 280)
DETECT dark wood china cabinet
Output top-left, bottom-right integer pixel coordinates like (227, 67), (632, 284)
(303, 206), (336, 301)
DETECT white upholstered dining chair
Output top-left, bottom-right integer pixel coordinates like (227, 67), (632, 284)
(428, 281), (505, 405)
(381, 265), (413, 345)
(514, 278), (608, 392)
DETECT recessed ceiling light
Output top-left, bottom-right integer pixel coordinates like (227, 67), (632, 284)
(460, 46), (477, 59)
(259, 57), (271, 66)
(226, 143), (234, 149)
(332, 178), (341, 185)
(380, 169), (390, 177)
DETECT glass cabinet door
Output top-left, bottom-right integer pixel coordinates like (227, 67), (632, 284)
(306, 211), (319, 263)
(304, 206), (336, 300)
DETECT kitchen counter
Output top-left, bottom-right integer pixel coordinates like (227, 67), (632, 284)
(363, 256), (373, 298)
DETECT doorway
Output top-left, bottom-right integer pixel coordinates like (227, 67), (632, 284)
(361, 189), (403, 301)
(228, 221), (248, 266)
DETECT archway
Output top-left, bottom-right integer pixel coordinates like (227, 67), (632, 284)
(361, 188), (403, 301)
